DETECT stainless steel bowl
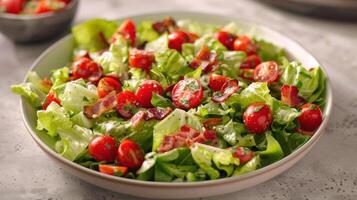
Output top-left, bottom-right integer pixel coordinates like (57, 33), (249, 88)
(0, 0), (78, 43)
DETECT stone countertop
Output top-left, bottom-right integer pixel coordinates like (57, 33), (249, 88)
(1, 0), (357, 199)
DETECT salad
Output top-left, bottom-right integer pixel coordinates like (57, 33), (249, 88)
(0, 0), (70, 15)
(12, 17), (326, 182)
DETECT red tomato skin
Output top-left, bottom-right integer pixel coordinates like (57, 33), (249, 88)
(243, 102), (272, 134)
(136, 80), (163, 108)
(129, 49), (155, 71)
(171, 78), (203, 110)
(114, 19), (136, 46)
(168, 31), (190, 52)
(97, 77), (122, 98)
(240, 55), (262, 69)
(72, 57), (103, 83)
(211, 79), (240, 103)
(116, 91), (139, 118)
(89, 136), (117, 162)
(209, 74), (230, 91)
(0, 0), (25, 14)
(213, 31), (236, 50)
(281, 85), (301, 107)
(232, 147), (255, 165)
(297, 103), (323, 133)
(253, 61), (280, 83)
(233, 35), (258, 55)
(98, 165), (128, 176)
(117, 139), (144, 168)
(42, 92), (61, 110)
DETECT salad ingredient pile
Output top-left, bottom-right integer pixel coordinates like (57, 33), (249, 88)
(12, 17), (326, 182)
(0, 0), (71, 15)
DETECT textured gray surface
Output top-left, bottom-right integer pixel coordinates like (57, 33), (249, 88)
(1, 0), (357, 199)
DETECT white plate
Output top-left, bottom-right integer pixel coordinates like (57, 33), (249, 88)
(20, 11), (333, 199)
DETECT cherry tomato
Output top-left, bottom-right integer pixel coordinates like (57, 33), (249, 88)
(243, 102), (272, 134)
(34, 0), (66, 14)
(168, 31), (190, 52)
(232, 147), (255, 165)
(213, 31), (236, 50)
(97, 77), (122, 98)
(116, 91), (139, 118)
(129, 49), (155, 71)
(212, 79), (240, 103)
(42, 92), (61, 110)
(114, 19), (136, 46)
(89, 135), (117, 162)
(281, 85), (301, 107)
(72, 57), (103, 83)
(297, 103), (323, 134)
(98, 165), (128, 177)
(253, 61), (280, 83)
(136, 80), (163, 108)
(209, 74), (230, 91)
(240, 55), (262, 69)
(0, 0), (25, 14)
(239, 68), (255, 81)
(57, 0), (71, 4)
(117, 139), (144, 168)
(172, 78), (203, 110)
(233, 35), (258, 55)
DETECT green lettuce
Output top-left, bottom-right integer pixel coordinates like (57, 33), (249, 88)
(233, 156), (260, 176)
(36, 102), (72, 137)
(59, 81), (98, 114)
(152, 109), (202, 151)
(50, 67), (69, 87)
(272, 130), (310, 156)
(257, 133), (284, 166)
(72, 19), (118, 52)
(238, 82), (273, 109)
(191, 144), (220, 180)
(11, 83), (44, 108)
(255, 39), (286, 63)
(71, 111), (93, 129)
(137, 21), (160, 43)
(145, 34), (168, 52)
(215, 120), (256, 147)
(177, 19), (219, 36)
(27, 71), (51, 94)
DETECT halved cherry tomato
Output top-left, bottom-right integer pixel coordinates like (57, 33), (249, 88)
(89, 135), (117, 162)
(129, 49), (155, 71)
(97, 77), (122, 98)
(209, 74), (230, 91)
(0, 0), (25, 14)
(281, 85), (301, 107)
(116, 91), (139, 118)
(35, 0), (66, 14)
(212, 79), (240, 103)
(239, 68), (255, 81)
(98, 165), (128, 177)
(213, 31), (236, 50)
(112, 19), (136, 46)
(233, 35), (258, 55)
(72, 57), (103, 83)
(240, 55), (262, 69)
(136, 80), (163, 108)
(168, 31), (190, 52)
(297, 103), (323, 134)
(42, 92), (61, 110)
(117, 139), (144, 168)
(243, 102), (272, 134)
(171, 78), (203, 110)
(232, 147), (255, 165)
(253, 61), (280, 83)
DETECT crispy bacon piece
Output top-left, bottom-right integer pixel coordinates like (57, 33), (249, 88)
(130, 107), (173, 128)
(281, 85), (302, 107)
(190, 45), (218, 73)
(158, 125), (218, 153)
(152, 17), (178, 34)
(212, 79), (240, 103)
(84, 91), (118, 119)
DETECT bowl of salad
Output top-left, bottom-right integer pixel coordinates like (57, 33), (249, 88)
(12, 12), (332, 199)
(0, 0), (77, 43)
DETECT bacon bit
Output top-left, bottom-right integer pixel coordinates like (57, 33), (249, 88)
(190, 45), (218, 73)
(158, 125), (218, 153)
(281, 85), (303, 107)
(203, 118), (222, 129)
(84, 91), (118, 119)
(98, 31), (110, 49)
(73, 51), (91, 61)
(41, 78), (53, 88)
(130, 107), (173, 128)
(212, 79), (240, 103)
(152, 17), (178, 34)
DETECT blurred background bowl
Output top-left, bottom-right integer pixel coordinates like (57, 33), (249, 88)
(0, 0), (78, 43)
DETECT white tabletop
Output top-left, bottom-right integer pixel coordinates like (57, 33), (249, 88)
(1, 0), (357, 199)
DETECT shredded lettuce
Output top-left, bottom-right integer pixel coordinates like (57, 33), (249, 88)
(238, 82), (273, 109)
(51, 67), (69, 87)
(137, 21), (160, 43)
(11, 83), (44, 108)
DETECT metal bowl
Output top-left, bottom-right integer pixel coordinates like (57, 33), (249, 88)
(0, 0), (78, 43)
(20, 11), (333, 199)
